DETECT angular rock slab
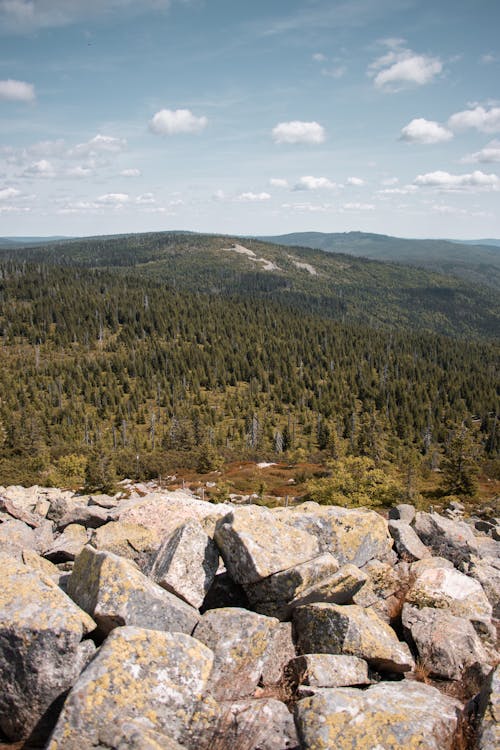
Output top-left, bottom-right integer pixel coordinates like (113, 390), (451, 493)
(476, 664), (500, 750)
(405, 566), (493, 638)
(150, 519), (219, 608)
(47, 627), (220, 750)
(389, 519), (430, 561)
(388, 503), (416, 524)
(67, 545), (200, 636)
(0, 555), (96, 741)
(413, 511), (479, 565)
(352, 559), (405, 624)
(193, 607), (279, 701)
(295, 681), (462, 750)
(288, 653), (371, 689)
(44, 522), (89, 562)
(216, 699), (299, 750)
(276, 502), (393, 567)
(293, 603), (414, 673)
(214, 506), (320, 585)
(402, 604), (490, 680)
(468, 556), (500, 620)
(91, 520), (160, 570)
(261, 622), (296, 685)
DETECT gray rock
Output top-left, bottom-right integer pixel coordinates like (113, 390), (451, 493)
(46, 626), (220, 750)
(405, 566), (494, 638)
(150, 519), (219, 608)
(0, 494), (42, 527)
(293, 602), (414, 673)
(388, 503), (416, 524)
(476, 664), (500, 750)
(0, 517), (37, 553)
(353, 558), (406, 624)
(90, 520), (160, 570)
(67, 545), (200, 636)
(193, 607), (279, 701)
(57, 503), (112, 530)
(275, 502), (394, 567)
(216, 698), (299, 750)
(260, 622), (296, 685)
(389, 519), (430, 561)
(468, 556), (500, 619)
(413, 511), (479, 565)
(44, 523), (89, 562)
(214, 506), (320, 585)
(288, 653), (371, 689)
(402, 604), (491, 680)
(294, 681), (462, 750)
(0, 555), (96, 741)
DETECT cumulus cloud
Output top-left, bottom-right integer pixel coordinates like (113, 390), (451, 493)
(121, 168), (141, 177)
(448, 105), (500, 134)
(96, 192), (129, 204)
(23, 159), (56, 177)
(0, 1), (172, 33)
(342, 202), (375, 210)
(347, 177), (365, 186)
(136, 193), (156, 204)
(272, 120), (326, 145)
(69, 134), (126, 157)
(294, 175), (337, 190)
(462, 140), (500, 163)
(368, 44), (442, 91)
(0, 79), (35, 101)
(312, 52), (327, 62)
(0, 187), (21, 200)
(414, 169), (499, 191)
(269, 178), (289, 188)
(400, 118), (453, 144)
(236, 192), (271, 202)
(149, 108), (208, 136)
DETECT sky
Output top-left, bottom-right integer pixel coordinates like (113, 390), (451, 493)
(0, 0), (499, 239)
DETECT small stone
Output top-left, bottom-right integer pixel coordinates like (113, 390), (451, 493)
(388, 503), (416, 524)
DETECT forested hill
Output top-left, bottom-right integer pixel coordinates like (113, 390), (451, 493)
(1, 231), (498, 340)
(258, 231), (500, 291)
(0, 261), (497, 487)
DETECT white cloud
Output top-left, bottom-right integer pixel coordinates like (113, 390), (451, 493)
(414, 169), (499, 191)
(369, 45), (442, 91)
(149, 108), (208, 136)
(66, 165), (92, 177)
(448, 105), (500, 134)
(378, 185), (418, 195)
(294, 175), (337, 190)
(321, 65), (346, 79)
(462, 140), (500, 163)
(281, 201), (331, 213)
(400, 118), (453, 144)
(272, 120), (326, 145)
(381, 177), (399, 186)
(347, 176), (365, 186)
(312, 52), (327, 62)
(0, 187), (20, 200)
(69, 134), (126, 157)
(0, 1), (172, 33)
(24, 159), (56, 177)
(236, 192), (271, 202)
(481, 53), (498, 64)
(96, 192), (129, 204)
(0, 78), (35, 102)
(269, 178), (289, 188)
(342, 202), (375, 210)
(121, 168), (141, 177)
(212, 189), (226, 201)
(136, 193), (155, 204)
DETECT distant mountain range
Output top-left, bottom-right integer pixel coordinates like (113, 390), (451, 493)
(0, 236), (70, 248)
(258, 232), (500, 290)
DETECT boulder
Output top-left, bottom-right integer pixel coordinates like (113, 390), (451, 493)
(405, 566), (494, 638)
(468, 556), (500, 619)
(0, 494), (42, 527)
(67, 545), (200, 636)
(353, 559), (406, 623)
(90, 520), (160, 570)
(294, 681), (462, 750)
(0, 518), (37, 554)
(402, 604), (491, 680)
(0, 555), (96, 742)
(150, 519), (219, 608)
(413, 511), (479, 565)
(409, 555), (454, 579)
(388, 503), (416, 524)
(389, 519), (430, 561)
(56, 503), (113, 530)
(260, 622), (296, 685)
(476, 664), (500, 750)
(275, 502), (394, 567)
(216, 698), (299, 750)
(44, 523), (89, 562)
(293, 603), (414, 673)
(21, 548), (60, 579)
(245, 554), (366, 619)
(46, 626), (220, 750)
(288, 653), (371, 689)
(214, 506), (320, 585)
(193, 607), (279, 701)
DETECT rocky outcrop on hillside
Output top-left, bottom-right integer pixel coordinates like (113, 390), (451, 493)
(0, 484), (498, 749)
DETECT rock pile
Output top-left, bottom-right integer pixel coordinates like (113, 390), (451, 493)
(0, 485), (498, 749)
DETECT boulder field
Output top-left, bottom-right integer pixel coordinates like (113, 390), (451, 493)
(0, 485), (498, 749)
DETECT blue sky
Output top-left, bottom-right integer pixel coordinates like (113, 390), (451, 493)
(1, 0), (499, 238)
